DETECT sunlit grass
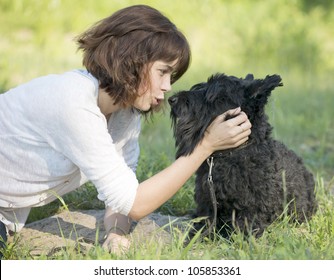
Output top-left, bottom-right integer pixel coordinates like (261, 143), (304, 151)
(3, 174), (333, 260)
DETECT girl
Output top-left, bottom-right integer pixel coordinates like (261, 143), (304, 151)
(0, 5), (251, 255)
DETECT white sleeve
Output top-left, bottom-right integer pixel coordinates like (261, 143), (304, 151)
(38, 94), (139, 216)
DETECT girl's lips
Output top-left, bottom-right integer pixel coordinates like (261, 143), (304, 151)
(152, 98), (158, 106)
(153, 98), (163, 106)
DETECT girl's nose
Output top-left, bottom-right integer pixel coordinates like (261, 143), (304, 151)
(162, 75), (172, 92)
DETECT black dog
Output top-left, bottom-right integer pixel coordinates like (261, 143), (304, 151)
(169, 73), (317, 238)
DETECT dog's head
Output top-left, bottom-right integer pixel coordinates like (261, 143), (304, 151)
(169, 73), (283, 157)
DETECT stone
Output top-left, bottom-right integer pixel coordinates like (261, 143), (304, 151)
(8, 210), (189, 257)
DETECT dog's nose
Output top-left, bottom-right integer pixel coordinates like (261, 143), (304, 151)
(168, 96), (178, 106)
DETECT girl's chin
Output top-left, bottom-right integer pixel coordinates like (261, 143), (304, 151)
(133, 100), (164, 113)
(133, 103), (152, 112)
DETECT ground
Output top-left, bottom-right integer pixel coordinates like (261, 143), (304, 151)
(8, 210), (188, 257)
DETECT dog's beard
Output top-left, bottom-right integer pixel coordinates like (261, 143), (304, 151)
(172, 113), (215, 158)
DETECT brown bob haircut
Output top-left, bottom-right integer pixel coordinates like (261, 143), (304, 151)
(77, 5), (191, 112)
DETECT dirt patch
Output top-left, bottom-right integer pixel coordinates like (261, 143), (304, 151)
(9, 210), (190, 257)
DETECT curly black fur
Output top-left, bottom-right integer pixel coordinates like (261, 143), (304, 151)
(169, 73), (317, 237)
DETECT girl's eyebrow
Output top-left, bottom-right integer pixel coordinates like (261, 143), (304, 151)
(163, 65), (175, 72)
(156, 61), (177, 72)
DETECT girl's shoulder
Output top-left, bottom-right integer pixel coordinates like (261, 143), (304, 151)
(62, 69), (99, 98)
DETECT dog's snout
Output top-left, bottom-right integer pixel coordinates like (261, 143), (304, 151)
(168, 96), (178, 106)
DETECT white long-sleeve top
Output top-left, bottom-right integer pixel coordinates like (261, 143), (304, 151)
(0, 70), (140, 231)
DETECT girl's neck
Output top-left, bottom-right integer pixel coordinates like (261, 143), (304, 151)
(98, 88), (122, 118)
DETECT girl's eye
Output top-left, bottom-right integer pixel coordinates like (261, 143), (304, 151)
(159, 69), (167, 75)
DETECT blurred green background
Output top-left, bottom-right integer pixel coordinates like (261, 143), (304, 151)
(1, 0), (333, 181)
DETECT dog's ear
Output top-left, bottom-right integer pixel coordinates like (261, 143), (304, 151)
(242, 74), (283, 118)
(205, 84), (220, 103)
(243, 74), (283, 111)
(245, 73), (254, 81)
(205, 73), (228, 103)
(245, 74), (282, 99)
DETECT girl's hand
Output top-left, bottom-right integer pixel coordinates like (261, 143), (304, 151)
(102, 232), (131, 255)
(103, 207), (132, 255)
(202, 107), (252, 153)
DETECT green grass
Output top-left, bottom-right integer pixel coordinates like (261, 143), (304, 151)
(3, 176), (333, 260)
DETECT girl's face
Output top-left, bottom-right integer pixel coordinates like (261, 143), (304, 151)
(133, 60), (178, 112)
